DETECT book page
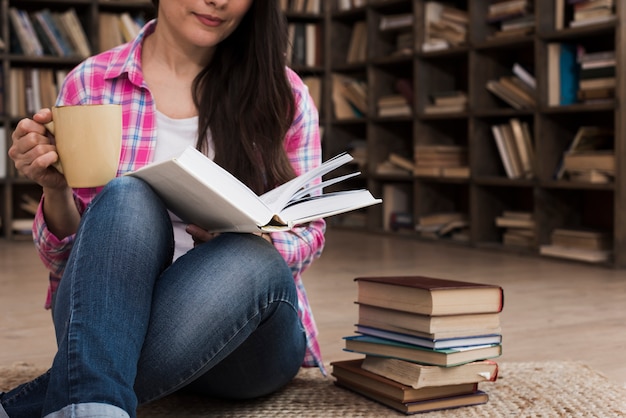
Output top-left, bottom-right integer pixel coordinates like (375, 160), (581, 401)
(289, 171), (361, 203)
(260, 152), (353, 212)
(276, 189), (381, 226)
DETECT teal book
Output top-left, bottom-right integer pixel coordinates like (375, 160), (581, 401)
(343, 335), (502, 367)
(559, 43), (579, 105)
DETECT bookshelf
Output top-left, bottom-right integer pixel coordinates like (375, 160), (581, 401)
(324, 0), (626, 268)
(2, 0), (625, 269)
(0, 0), (155, 239)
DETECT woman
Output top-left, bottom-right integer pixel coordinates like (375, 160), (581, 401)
(2, 0), (325, 417)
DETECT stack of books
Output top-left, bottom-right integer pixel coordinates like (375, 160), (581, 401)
(568, 0), (615, 28)
(555, 126), (614, 183)
(333, 276), (504, 415)
(577, 49), (616, 104)
(424, 90), (468, 115)
(423, 2), (468, 52)
(377, 95), (412, 118)
(413, 145), (468, 178)
(495, 210), (535, 249)
(486, 0), (534, 39)
(415, 212), (468, 240)
(540, 227), (612, 263)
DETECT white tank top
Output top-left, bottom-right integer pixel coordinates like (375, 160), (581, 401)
(153, 110), (214, 260)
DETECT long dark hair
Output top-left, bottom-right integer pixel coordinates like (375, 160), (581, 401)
(150, 1), (297, 194)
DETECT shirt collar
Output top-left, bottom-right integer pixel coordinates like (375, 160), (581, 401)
(103, 19), (157, 88)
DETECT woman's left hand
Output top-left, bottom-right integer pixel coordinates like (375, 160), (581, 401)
(186, 224), (219, 247)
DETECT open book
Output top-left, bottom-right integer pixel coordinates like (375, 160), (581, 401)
(127, 146), (381, 232)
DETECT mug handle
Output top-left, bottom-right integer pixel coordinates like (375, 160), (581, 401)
(44, 121), (64, 174)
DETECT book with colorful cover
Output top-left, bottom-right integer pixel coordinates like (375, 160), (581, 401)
(344, 335), (502, 367)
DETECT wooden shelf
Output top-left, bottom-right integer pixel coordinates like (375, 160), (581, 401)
(322, 0), (626, 268)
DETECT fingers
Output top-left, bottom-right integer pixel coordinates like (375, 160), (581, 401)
(8, 109), (65, 187)
(186, 224), (219, 246)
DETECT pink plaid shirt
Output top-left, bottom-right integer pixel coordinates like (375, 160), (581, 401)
(33, 20), (326, 371)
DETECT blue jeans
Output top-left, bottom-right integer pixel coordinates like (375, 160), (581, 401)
(0, 177), (306, 418)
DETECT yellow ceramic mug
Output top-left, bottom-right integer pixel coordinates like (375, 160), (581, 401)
(45, 104), (122, 188)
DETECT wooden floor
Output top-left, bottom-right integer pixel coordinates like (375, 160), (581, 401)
(2, 228), (626, 386)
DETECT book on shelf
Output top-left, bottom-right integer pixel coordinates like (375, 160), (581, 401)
(355, 325), (503, 350)
(346, 21), (367, 64)
(416, 213), (469, 239)
(357, 304), (502, 341)
(343, 335), (502, 367)
(331, 74), (366, 119)
(361, 356), (499, 389)
(331, 359), (479, 403)
(430, 90), (468, 107)
(8, 8), (44, 56)
(547, 42), (579, 106)
(127, 146), (381, 233)
(379, 13), (414, 31)
(413, 145), (468, 176)
(354, 276), (504, 316)
(287, 22), (322, 67)
(568, 169), (613, 184)
(512, 63), (536, 90)
(569, 0), (615, 28)
(387, 153), (414, 172)
(562, 150), (614, 173)
(393, 31), (413, 57)
(423, 2), (468, 51)
(486, 78), (533, 110)
(441, 166), (470, 179)
(438, 92), (470, 112)
(509, 118), (534, 178)
(550, 228), (612, 251)
(417, 212), (466, 229)
(491, 124), (522, 179)
(301, 76), (322, 111)
(495, 211), (535, 229)
(502, 229), (535, 248)
(487, 0), (534, 39)
(379, 105), (412, 118)
(498, 76), (536, 106)
(378, 95), (411, 117)
(12, 218), (35, 235)
(31, 9), (74, 57)
(578, 76), (615, 91)
(55, 8), (91, 58)
(555, 126), (614, 179)
(382, 184), (410, 232)
(539, 245), (611, 263)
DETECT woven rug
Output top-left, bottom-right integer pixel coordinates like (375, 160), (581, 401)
(1, 361), (625, 417)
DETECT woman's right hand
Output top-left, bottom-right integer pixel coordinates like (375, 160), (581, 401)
(8, 108), (69, 190)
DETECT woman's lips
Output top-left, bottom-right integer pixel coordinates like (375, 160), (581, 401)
(196, 13), (224, 27)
